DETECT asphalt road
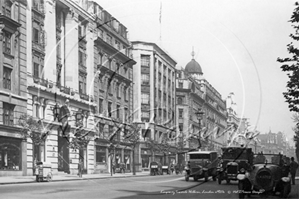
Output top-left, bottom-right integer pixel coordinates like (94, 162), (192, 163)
(0, 174), (298, 199)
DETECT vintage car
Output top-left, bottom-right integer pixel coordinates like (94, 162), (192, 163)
(162, 165), (171, 175)
(237, 153), (291, 199)
(150, 161), (162, 176)
(217, 147), (253, 184)
(184, 150), (218, 182)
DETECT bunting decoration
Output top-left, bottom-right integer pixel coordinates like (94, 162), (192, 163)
(216, 124), (235, 139)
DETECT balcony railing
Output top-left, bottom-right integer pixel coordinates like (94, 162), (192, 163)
(79, 93), (89, 101)
(59, 85), (71, 95)
(33, 76), (53, 88)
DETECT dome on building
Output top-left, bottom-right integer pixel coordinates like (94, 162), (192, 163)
(184, 49), (203, 75)
(185, 59), (203, 75)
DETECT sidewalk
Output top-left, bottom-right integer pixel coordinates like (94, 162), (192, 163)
(0, 172), (150, 185)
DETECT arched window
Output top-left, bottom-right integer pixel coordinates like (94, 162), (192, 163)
(177, 97), (183, 104)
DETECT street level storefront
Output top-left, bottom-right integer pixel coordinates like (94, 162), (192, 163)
(0, 135), (25, 176)
(141, 148), (151, 169)
(124, 149), (131, 171)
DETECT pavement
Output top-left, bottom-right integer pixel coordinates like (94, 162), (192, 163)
(0, 172), (151, 185)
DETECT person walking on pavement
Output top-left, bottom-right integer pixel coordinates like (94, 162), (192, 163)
(290, 157), (299, 185)
(78, 158), (83, 178)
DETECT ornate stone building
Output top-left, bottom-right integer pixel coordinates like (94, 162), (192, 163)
(176, 52), (227, 155)
(0, 0), (28, 176)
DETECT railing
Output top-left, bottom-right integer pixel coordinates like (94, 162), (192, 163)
(80, 93), (89, 101)
(33, 76), (53, 88)
(32, 41), (45, 52)
(59, 85), (71, 95)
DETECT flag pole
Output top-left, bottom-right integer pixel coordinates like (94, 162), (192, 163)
(159, 1), (162, 44)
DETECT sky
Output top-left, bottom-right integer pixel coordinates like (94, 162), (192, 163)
(95, 0), (297, 142)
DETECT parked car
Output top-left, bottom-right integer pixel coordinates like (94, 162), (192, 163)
(237, 153), (291, 199)
(150, 161), (162, 176)
(162, 165), (170, 175)
(217, 147), (253, 184)
(184, 150), (218, 182)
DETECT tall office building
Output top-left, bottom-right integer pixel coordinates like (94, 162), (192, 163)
(131, 41), (177, 171)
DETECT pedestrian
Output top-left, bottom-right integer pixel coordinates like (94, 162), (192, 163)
(290, 157), (299, 185)
(78, 158), (83, 178)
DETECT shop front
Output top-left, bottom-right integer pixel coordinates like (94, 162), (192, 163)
(95, 144), (108, 173)
(124, 149), (131, 172)
(0, 136), (24, 176)
(141, 149), (151, 170)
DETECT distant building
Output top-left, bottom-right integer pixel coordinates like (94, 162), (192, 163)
(258, 130), (293, 155)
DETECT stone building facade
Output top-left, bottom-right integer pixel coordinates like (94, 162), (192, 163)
(131, 41), (177, 171)
(176, 52), (227, 155)
(0, 0), (28, 176)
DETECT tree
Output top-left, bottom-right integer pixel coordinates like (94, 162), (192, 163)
(18, 114), (49, 145)
(292, 113), (299, 161)
(122, 123), (141, 175)
(277, 2), (299, 113)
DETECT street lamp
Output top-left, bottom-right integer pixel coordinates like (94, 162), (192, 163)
(53, 103), (60, 122)
(195, 108), (204, 149)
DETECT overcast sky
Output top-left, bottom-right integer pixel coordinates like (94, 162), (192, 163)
(95, 0), (297, 141)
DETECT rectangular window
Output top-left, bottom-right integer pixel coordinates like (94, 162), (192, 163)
(33, 28), (40, 43)
(3, 67), (12, 90)
(99, 98), (103, 114)
(141, 74), (150, 85)
(179, 82), (183, 88)
(3, 103), (14, 126)
(116, 104), (120, 119)
(33, 63), (39, 78)
(141, 93), (150, 104)
(96, 146), (106, 163)
(79, 73), (86, 94)
(108, 102), (112, 117)
(124, 107), (128, 121)
(124, 87), (127, 101)
(179, 109), (183, 118)
(141, 55), (150, 67)
(141, 111), (149, 122)
(3, 31), (11, 54)
(116, 83), (120, 98)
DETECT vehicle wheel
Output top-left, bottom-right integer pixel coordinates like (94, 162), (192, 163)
(238, 181), (245, 199)
(185, 175), (189, 181)
(194, 176), (198, 181)
(204, 172), (208, 182)
(226, 179), (230, 184)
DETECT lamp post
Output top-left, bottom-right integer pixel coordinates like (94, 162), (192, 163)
(195, 108), (204, 150)
(52, 103), (60, 122)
